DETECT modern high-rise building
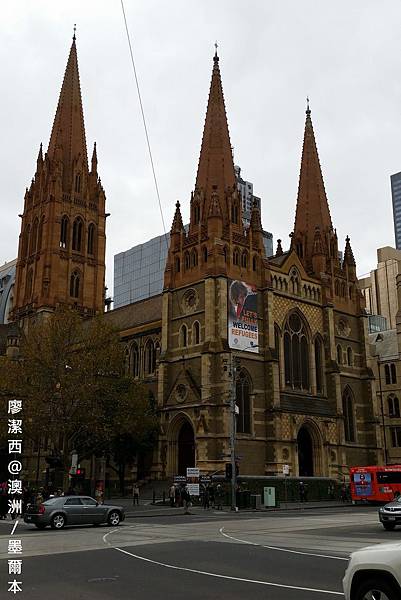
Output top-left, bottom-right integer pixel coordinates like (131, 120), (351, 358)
(114, 167), (273, 309)
(359, 246), (401, 331)
(235, 164), (260, 226)
(391, 172), (401, 250)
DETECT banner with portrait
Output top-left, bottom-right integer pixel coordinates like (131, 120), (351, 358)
(228, 279), (259, 352)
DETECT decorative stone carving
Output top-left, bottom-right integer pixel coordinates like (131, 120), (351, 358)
(182, 288), (199, 313)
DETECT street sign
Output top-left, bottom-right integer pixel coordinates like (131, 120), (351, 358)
(174, 475), (186, 484)
(282, 464), (290, 476)
(187, 483), (200, 496)
(186, 467), (199, 478)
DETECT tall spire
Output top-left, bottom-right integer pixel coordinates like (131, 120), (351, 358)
(195, 48), (236, 217)
(293, 102), (333, 262)
(47, 35), (88, 182)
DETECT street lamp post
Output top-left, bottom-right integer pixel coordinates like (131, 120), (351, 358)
(377, 357), (388, 465)
(229, 344), (258, 511)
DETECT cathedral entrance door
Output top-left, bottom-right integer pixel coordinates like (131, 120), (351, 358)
(177, 422), (195, 475)
(297, 427), (314, 476)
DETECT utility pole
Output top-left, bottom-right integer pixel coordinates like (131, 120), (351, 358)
(229, 352), (237, 511)
(377, 358), (388, 465)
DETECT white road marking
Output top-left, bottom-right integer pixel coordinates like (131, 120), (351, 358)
(103, 528), (344, 596)
(219, 527), (349, 561)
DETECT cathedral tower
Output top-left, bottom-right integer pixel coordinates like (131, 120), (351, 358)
(164, 50), (266, 291)
(12, 35), (106, 321)
(292, 103), (361, 312)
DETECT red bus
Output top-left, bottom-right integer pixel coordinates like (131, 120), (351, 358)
(350, 465), (401, 503)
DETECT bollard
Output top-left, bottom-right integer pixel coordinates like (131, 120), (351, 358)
(163, 491), (166, 505)
(152, 490), (156, 505)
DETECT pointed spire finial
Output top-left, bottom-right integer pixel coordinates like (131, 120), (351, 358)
(306, 96), (311, 116)
(214, 41), (219, 62)
(276, 239), (283, 257)
(73, 24), (76, 41)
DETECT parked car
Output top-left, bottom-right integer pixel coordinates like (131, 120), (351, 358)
(378, 496), (401, 530)
(343, 542), (401, 600)
(24, 496), (125, 529)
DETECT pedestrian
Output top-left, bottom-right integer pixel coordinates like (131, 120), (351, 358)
(203, 487), (210, 510)
(169, 484), (175, 507)
(341, 483), (347, 503)
(65, 485), (76, 496)
(35, 489), (44, 506)
(215, 484), (223, 510)
(183, 486), (191, 514)
(299, 481), (306, 503)
(175, 485), (181, 507)
(209, 484), (215, 509)
(133, 484), (140, 506)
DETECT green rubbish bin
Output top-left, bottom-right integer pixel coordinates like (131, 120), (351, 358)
(263, 486), (276, 507)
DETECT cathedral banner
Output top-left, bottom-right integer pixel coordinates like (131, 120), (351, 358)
(228, 280), (259, 353)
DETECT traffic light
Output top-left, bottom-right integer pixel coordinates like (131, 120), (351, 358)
(225, 463), (232, 479)
(75, 468), (85, 478)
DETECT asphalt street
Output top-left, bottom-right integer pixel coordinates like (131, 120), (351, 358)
(1, 506), (400, 599)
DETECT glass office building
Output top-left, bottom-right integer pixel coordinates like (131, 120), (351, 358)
(391, 172), (401, 250)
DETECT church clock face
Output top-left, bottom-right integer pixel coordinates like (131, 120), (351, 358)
(182, 289), (199, 313)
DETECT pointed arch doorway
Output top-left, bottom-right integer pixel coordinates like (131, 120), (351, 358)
(297, 426), (314, 476)
(177, 421), (195, 475)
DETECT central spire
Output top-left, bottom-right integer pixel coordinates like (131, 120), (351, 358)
(47, 34), (88, 183)
(293, 103), (333, 263)
(194, 49), (236, 218)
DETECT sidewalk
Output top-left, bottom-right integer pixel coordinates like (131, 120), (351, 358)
(104, 498), (354, 518)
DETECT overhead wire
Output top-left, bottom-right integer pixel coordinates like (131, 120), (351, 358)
(120, 0), (169, 250)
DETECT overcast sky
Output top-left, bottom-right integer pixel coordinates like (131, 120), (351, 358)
(2, 1), (401, 292)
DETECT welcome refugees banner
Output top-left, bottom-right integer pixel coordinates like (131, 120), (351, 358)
(228, 280), (259, 353)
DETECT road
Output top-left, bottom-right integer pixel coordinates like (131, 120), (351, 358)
(1, 506), (399, 599)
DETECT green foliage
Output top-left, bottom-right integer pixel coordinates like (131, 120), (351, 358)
(0, 309), (158, 464)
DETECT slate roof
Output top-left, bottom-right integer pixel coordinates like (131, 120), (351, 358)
(104, 295), (163, 332)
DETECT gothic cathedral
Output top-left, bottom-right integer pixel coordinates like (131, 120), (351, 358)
(6, 38), (381, 480)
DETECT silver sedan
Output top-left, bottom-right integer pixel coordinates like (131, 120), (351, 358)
(24, 496), (125, 529)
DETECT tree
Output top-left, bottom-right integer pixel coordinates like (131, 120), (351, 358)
(0, 308), (158, 486)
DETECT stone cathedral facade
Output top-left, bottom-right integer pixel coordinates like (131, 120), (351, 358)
(4, 38), (382, 481)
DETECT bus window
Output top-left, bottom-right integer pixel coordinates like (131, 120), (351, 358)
(377, 472), (401, 484)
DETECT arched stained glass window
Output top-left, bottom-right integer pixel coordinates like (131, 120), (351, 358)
(283, 312), (309, 391)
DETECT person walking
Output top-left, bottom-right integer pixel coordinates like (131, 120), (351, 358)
(208, 484), (215, 509)
(202, 487), (210, 510)
(215, 484), (223, 510)
(133, 484), (140, 506)
(299, 481), (306, 503)
(169, 484), (176, 508)
(341, 483), (347, 503)
(183, 486), (191, 514)
(175, 485), (181, 507)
